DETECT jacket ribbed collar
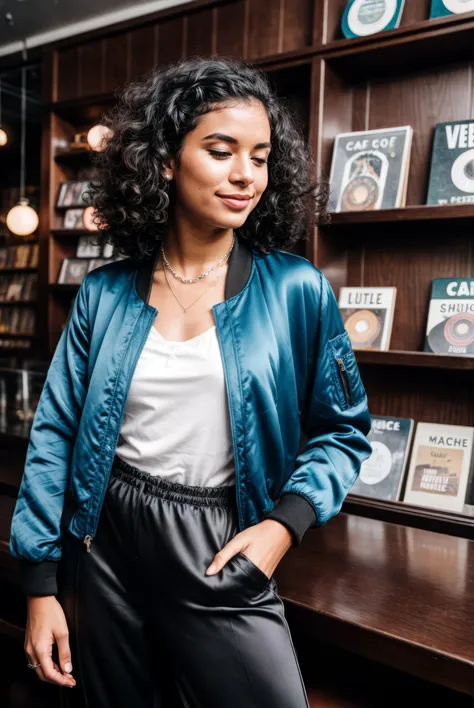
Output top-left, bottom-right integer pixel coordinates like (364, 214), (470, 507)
(135, 234), (254, 305)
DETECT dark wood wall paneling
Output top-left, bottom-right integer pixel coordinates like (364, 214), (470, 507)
(158, 16), (185, 66)
(55, 46), (79, 102)
(248, 0), (314, 59)
(215, 0), (246, 58)
(129, 25), (157, 82)
(54, 0), (316, 103)
(79, 39), (104, 97)
(186, 8), (214, 56)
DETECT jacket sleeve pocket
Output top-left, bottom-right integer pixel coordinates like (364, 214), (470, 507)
(329, 331), (366, 411)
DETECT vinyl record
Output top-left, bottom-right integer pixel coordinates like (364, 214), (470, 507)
(442, 0), (474, 13)
(450, 148), (474, 193)
(345, 309), (381, 347)
(341, 175), (379, 211)
(347, 0), (398, 36)
(427, 312), (474, 353)
(359, 441), (393, 485)
(444, 311), (474, 346)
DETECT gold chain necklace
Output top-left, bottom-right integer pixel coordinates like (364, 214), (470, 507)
(162, 252), (229, 314)
(161, 233), (236, 284)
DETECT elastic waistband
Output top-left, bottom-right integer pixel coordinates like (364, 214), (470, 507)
(111, 455), (234, 508)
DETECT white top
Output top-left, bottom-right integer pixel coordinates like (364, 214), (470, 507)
(115, 324), (236, 487)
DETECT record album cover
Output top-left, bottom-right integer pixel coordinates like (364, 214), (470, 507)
(403, 423), (474, 513)
(430, 0), (474, 18)
(427, 120), (474, 204)
(424, 278), (474, 355)
(338, 287), (397, 351)
(342, 0), (406, 38)
(351, 416), (414, 501)
(328, 127), (413, 212)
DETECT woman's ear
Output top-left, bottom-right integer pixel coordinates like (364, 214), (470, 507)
(161, 159), (174, 182)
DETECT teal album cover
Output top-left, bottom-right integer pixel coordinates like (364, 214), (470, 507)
(342, 0), (405, 39)
(430, 0), (474, 18)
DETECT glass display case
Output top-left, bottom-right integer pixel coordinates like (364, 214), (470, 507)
(0, 365), (46, 438)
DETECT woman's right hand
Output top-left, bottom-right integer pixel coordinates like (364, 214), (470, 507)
(25, 596), (76, 688)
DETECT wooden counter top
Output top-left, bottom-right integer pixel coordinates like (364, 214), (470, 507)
(275, 513), (474, 696)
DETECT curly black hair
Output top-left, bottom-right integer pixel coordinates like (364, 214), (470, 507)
(84, 55), (328, 261)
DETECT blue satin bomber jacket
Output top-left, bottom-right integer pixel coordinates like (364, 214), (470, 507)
(9, 235), (372, 596)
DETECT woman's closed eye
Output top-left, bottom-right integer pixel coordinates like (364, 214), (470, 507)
(208, 149), (268, 166)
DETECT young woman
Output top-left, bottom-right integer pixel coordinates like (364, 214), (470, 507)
(10, 56), (371, 707)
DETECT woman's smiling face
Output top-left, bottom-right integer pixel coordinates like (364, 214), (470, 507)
(168, 99), (271, 230)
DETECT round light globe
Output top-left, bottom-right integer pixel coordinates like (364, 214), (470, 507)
(83, 205), (99, 231)
(87, 124), (112, 152)
(6, 199), (39, 236)
(0, 128), (8, 146)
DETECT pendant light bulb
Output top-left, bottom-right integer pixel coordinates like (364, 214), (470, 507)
(87, 124), (113, 152)
(6, 198), (39, 236)
(7, 67), (39, 236)
(0, 75), (7, 146)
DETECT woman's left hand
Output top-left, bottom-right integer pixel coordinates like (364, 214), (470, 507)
(205, 519), (293, 579)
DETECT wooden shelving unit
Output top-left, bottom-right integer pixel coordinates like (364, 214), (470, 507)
(310, 1), (474, 544)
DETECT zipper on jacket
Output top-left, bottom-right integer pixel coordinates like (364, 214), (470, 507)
(336, 357), (353, 406)
(83, 308), (157, 552)
(213, 308), (245, 532)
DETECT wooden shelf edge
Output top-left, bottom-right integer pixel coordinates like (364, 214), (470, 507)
(281, 595), (474, 695)
(49, 283), (80, 291)
(323, 11), (474, 59)
(0, 429), (30, 444)
(320, 204), (474, 226)
(54, 149), (91, 158)
(51, 228), (95, 237)
(355, 350), (474, 371)
(0, 267), (38, 273)
(342, 497), (474, 539)
(47, 91), (115, 113)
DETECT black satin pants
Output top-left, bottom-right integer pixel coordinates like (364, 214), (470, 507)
(57, 455), (310, 708)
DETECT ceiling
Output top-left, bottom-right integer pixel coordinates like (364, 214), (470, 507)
(0, 0), (187, 57)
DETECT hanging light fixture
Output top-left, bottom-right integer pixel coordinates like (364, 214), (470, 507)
(87, 124), (113, 152)
(0, 75), (8, 147)
(6, 66), (39, 236)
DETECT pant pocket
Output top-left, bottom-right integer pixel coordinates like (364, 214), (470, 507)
(234, 551), (270, 595)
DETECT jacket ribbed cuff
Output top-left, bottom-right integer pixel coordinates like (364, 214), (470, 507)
(19, 560), (59, 597)
(265, 493), (317, 547)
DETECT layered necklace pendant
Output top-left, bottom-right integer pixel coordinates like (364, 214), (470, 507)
(160, 234), (235, 315)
